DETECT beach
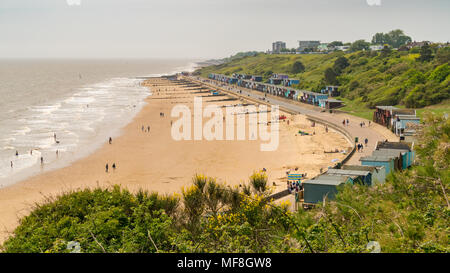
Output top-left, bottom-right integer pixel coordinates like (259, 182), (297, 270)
(0, 77), (351, 243)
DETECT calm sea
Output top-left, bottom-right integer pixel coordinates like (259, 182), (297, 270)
(0, 59), (196, 187)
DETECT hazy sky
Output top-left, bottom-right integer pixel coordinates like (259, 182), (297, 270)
(0, 0), (449, 59)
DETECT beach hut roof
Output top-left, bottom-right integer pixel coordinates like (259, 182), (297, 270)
(303, 175), (349, 186)
(376, 106), (398, 111)
(396, 115), (420, 121)
(376, 141), (413, 151)
(360, 156), (394, 162)
(374, 149), (409, 156)
(326, 169), (370, 177)
(342, 165), (385, 172)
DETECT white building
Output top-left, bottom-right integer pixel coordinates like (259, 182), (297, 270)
(370, 45), (384, 51)
(298, 40), (321, 51)
(335, 45), (350, 52)
(272, 41), (286, 53)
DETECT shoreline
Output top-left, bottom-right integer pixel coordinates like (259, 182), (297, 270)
(0, 61), (200, 189)
(0, 77), (350, 243)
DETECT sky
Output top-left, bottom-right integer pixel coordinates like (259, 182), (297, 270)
(0, 0), (449, 59)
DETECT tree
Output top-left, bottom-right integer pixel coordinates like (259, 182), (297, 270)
(292, 61), (306, 73)
(418, 43), (433, 62)
(371, 32), (386, 45)
(380, 45), (392, 58)
(329, 41), (344, 47)
(436, 47), (450, 64)
(371, 30), (412, 48)
(333, 56), (350, 74)
(324, 68), (338, 85)
(350, 40), (370, 52)
(387, 29), (412, 48)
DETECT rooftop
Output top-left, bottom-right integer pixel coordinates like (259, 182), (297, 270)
(372, 149), (407, 158)
(326, 169), (370, 177)
(376, 106), (399, 111)
(360, 156), (394, 162)
(376, 141), (413, 151)
(303, 175), (349, 186)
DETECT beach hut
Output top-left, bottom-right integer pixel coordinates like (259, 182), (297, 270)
(251, 75), (263, 82)
(282, 79), (300, 87)
(392, 114), (421, 139)
(269, 78), (283, 85)
(324, 99), (343, 109)
(341, 165), (386, 185)
(302, 175), (352, 204)
(375, 141), (415, 168)
(272, 73), (289, 80)
(370, 150), (400, 170)
(373, 106), (416, 129)
(321, 86), (340, 97)
(325, 168), (373, 186)
(360, 156), (395, 176)
(373, 106), (399, 128)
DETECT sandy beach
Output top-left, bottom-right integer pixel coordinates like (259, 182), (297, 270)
(0, 77), (351, 243)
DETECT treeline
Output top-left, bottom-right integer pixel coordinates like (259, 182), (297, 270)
(2, 113), (448, 253)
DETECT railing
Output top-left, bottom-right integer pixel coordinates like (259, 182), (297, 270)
(305, 114), (357, 168)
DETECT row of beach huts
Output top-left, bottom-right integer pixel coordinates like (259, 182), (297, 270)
(301, 141), (415, 206)
(208, 73), (422, 140)
(208, 73), (344, 110)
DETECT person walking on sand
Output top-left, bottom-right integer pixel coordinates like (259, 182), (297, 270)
(365, 138), (368, 147)
(40, 156), (44, 165)
(56, 150), (59, 157)
(147, 125), (150, 133)
(142, 125), (144, 132)
(112, 163), (116, 171)
(105, 163), (109, 173)
(346, 119), (349, 126)
(109, 137), (112, 144)
(15, 150), (18, 156)
(11, 161), (13, 168)
(54, 133), (56, 142)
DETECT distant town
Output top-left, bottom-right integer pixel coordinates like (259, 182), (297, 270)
(269, 31), (449, 54)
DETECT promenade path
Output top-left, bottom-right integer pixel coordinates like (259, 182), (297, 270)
(188, 77), (398, 166)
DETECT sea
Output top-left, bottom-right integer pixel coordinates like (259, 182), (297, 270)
(0, 59), (197, 187)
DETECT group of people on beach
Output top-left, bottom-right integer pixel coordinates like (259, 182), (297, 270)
(342, 119), (350, 126)
(288, 180), (302, 194)
(10, 132), (62, 169)
(141, 125), (151, 133)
